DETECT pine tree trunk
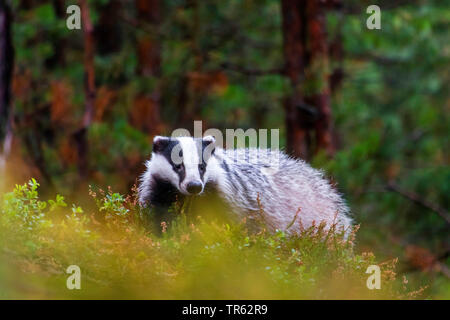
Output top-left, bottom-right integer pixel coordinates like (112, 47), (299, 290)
(281, 0), (310, 159)
(74, 0), (96, 178)
(136, 0), (161, 77)
(0, 1), (13, 142)
(0, 1), (14, 184)
(281, 0), (336, 159)
(305, 0), (335, 156)
(134, 0), (163, 136)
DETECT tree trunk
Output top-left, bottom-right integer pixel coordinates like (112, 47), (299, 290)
(281, 0), (310, 159)
(281, 0), (336, 159)
(134, 0), (163, 136)
(305, 0), (335, 156)
(0, 1), (13, 142)
(135, 0), (161, 77)
(96, 0), (122, 55)
(74, 0), (96, 178)
(328, 1), (344, 150)
(0, 0), (14, 176)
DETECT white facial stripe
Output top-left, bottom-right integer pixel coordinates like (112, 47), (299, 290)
(148, 153), (179, 184)
(176, 137), (204, 194)
(179, 137), (201, 180)
(178, 137), (199, 165)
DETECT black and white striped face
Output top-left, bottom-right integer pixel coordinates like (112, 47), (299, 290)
(149, 136), (216, 195)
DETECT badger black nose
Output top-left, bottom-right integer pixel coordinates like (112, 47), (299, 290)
(186, 181), (202, 195)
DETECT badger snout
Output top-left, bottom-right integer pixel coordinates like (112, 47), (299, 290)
(186, 181), (203, 195)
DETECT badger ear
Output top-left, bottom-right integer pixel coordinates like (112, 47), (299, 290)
(202, 135), (216, 156)
(153, 136), (170, 153)
(203, 135), (215, 144)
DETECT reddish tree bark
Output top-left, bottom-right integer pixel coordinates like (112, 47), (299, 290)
(329, 38), (344, 94)
(281, 0), (336, 159)
(281, 0), (310, 159)
(135, 0), (161, 77)
(305, 0), (335, 156)
(0, 0), (14, 176)
(73, 0), (96, 178)
(80, 0), (96, 128)
(328, 1), (344, 150)
(133, 0), (163, 136)
(0, 1), (13, 143)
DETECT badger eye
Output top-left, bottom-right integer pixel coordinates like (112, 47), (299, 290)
(199, 163), (206, 172)
(174, 163), (183, 171)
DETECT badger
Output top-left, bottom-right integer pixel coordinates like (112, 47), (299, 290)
(138, 135), (352, 235)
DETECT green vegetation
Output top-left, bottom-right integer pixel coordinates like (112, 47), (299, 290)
(0, 179), (423, 299)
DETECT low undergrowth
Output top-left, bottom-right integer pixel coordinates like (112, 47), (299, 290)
(0, 179), (423, 299)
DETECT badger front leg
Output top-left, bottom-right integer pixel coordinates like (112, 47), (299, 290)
(139, 177), (183, 235)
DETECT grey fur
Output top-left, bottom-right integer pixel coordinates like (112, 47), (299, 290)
(138, 136), (352, 235)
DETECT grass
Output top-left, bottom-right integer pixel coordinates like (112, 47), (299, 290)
(0, 179), (426, 299)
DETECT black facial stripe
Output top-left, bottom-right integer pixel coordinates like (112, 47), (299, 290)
(192, 138), (215, 182)
(198, 163), (206, 181)
(155, 139), (179, 161)
(154, 139), (186, 183)
(176, 163), (186, 184)
(194, 138), (215, 163)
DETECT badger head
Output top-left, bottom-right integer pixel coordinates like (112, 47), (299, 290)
(145, 135), (216, 196)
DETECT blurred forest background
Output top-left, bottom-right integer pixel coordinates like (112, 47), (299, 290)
(0, 0), (448, 296)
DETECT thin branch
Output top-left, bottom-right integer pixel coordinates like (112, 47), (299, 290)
(350, 52), (409, 65)
(388, 235), (450, 279)
(386, 182), (450, 225)
(220, 62), (284, 77)
(286, 207), (301, 231)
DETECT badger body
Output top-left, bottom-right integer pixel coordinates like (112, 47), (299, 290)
(138, 136), (352, 235)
